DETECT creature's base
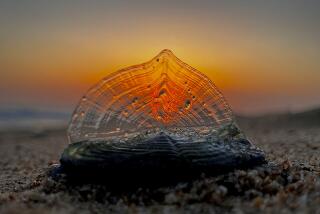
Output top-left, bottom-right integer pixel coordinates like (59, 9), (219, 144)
(54, 133), (266, 186)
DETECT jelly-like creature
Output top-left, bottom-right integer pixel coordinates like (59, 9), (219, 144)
(57, 50), (265, 183)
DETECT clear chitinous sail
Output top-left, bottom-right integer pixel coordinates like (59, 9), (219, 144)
(68, 49), (238, 143)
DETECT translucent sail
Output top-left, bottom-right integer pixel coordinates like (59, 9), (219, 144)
(68, 49), (233, 143)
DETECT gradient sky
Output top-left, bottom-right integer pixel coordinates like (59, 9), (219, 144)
(1, 0), (320, 115)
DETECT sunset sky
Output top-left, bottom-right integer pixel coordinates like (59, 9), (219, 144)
(1, 0), (320, 115)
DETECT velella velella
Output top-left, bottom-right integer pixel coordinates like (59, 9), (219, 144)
(58, 49), (265, 183)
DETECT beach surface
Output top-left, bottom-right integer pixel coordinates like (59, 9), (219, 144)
(0, 113), (319, 213)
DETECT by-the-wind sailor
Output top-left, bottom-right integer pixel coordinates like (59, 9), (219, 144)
(58, 49), (265, 182)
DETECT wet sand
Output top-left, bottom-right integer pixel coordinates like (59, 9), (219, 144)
(0, 115), (319, 213)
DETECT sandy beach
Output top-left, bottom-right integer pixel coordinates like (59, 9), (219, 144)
(0, 113), (319, 213)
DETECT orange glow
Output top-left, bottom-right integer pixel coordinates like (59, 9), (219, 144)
(151, 78), (189, 123)
(1, 2), (320, 115)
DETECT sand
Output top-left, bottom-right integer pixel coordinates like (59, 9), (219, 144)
(0, 116), (319, 214)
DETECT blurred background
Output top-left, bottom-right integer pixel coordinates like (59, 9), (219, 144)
(1, 0), (319, 128)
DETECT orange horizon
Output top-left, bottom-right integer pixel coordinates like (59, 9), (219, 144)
(1, 1), (320, 115)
